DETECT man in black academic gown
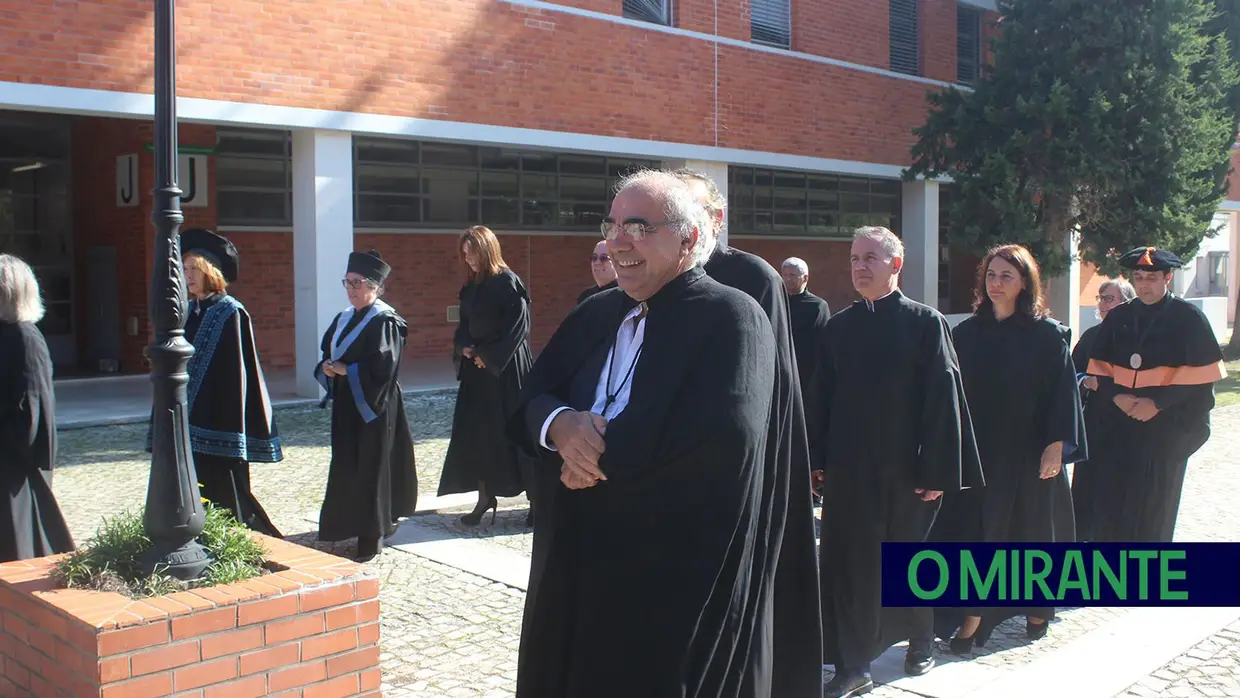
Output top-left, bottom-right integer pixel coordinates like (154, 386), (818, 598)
(508, 169), (805, 697)
(816, 226), (984, 698)
(780, 256), (832, 478)
(575, 240), (618, 305)
(678, 170), (825, 698)
(1084, 246), (1228, 542)
(315, 250), (418, 561)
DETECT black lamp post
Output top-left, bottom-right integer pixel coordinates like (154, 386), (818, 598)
(139, 0), (211, 580)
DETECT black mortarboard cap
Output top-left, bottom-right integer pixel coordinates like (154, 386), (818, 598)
(347, 249), (391, 284)
(180, 228), (239, 282)
(1117, 246), (1183, 272)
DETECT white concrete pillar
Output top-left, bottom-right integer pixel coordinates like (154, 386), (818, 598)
(292, 130), (355, 398)
(900, 179), (940, 308)
(1229, 211), (1238, 324)
(663, 159), (730, 246)
(1048, 231), (1082, 347)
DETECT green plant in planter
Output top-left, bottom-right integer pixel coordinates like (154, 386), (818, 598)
(54, 503), (269, 599)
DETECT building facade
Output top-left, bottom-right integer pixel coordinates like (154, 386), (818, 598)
(2, 0), (1051, 396)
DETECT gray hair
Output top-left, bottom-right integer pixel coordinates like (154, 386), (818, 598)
(1100, 278), (1136, 302)
(0, 254), (44, 324)
(854, 226), (905, 259)
(615, 169), (715, 268)
(782, 257), (809, 276)
(671, 168), (727, 222)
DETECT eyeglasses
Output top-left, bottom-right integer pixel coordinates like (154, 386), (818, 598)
(590, 254), (611, 263)
(342, 278), (373, 290)
(1096, 293), (1117, 303)
(600, 218), (676, 241)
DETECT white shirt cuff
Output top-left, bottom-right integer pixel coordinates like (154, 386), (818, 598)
(539, 406), (573, 451)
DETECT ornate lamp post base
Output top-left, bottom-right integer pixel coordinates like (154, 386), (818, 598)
(139, 539), (212, 581)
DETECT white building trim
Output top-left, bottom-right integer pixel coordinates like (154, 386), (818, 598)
(0, 82), (929, 181)
(501, 0), (969, 91)
(1218, 199), (1240, 211)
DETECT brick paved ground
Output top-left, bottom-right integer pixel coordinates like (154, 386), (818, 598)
(49, 395), (1240, 697)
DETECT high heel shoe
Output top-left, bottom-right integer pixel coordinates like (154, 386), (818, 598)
(460, 496), (498, 526)
(1026, 618), (1048, 641)
(948, 633), (975, 656)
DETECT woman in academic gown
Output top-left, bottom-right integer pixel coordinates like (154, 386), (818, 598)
(315, 250), (418, 561)
(1070, 278), (1135, 542)
(437, 226), (535, 527)
(157, 229), (283, 538)
(0, 254), (75, 563)
(932, 244), (1087, 653)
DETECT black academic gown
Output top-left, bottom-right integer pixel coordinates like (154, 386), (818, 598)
(787, 289), (832, 472)
(575, 279), (617, 306)
(1084, 294), (1226, 542)
(1070, 323), (1105, 541)
(931, 313), (1086, 645)
(0, 321), (74, 563)
(439, 268), (535, 500)
(315, 300), (418, 542)
(152, 293), (284, 538)
(702, 244), (824, 698)
(818, 290), (985, 672)
(508, 267), (789, 698)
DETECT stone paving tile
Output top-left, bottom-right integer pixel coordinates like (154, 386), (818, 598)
(49, 395), (1240, 696)
(1116, 619), (1240, 698)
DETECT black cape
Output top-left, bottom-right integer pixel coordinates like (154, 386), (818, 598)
(1083, 294), (1226, 542)
(439, 268), (536, 500)
(575, 279), (617, 306)
(818, 290), (985, 670)
(931, 313), (1086, 645)
(0, 321), (74, 563)
(701, 244), (824, 698)
(508, 266), (795, 697)
(1069, 323), (1105, 541)
(786, 289), (832, 472)
(315, 300), (419, 541)
(145, 293), (284, 537)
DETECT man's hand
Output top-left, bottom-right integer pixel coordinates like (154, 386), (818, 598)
(1082, 376), (1098, 391)
(810, 470), (825, 497)
(1039, 441), (1063, 479)
(547, 410), (608, 483)
(914, 489), (943, 501)
(1126, 397), (1160, 422)
(1113, 393), (1139, 414)
(462, 347), (475, 359)
(561, 464), (600, 490)
(473, 356), (487, 370)
(323, 360), (349, 377)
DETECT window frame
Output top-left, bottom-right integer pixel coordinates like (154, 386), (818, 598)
(727, 166), (904, 241)
(622, 0), (671, 26)
(214, 127), (293, 228)
(889, 0), (920, 77)
(750, 0), (791, 49)
(956, 3), (982, 86)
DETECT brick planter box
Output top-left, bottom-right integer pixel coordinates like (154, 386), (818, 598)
(0, 534), (381, 697)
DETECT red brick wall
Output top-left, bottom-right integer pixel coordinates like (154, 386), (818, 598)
(70, 117), (217, 373)
(1228, 147), (1240, 201)
(3, 0), (973, 166)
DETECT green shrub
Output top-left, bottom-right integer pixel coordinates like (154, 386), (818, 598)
(54, 504), (269, 598)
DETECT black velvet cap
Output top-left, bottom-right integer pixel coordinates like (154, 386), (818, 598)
(347, 249), (391, 284)
(181, 228), (239, 282)
(1118, 246), (1183, 272)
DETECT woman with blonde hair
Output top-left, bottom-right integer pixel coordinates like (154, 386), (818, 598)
(931, 244), (1086, 653)
(0, 254), (75, 562)
(147, 229), (283, 537)
(438, 226), (536, 526)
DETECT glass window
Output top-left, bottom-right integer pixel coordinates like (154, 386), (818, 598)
(216, 127), (292, 226)
(353, 136), (659, 229)
(728, 166), (904, 238)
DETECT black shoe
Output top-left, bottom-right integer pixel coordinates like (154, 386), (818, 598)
(461, 495), (498, 526)
(904, 646), (936, 676)
(355, 536), (382, 562)
(949, 633), (975, 655)
(1026, 618), (1048, 641)
(824, 671), (873, 698)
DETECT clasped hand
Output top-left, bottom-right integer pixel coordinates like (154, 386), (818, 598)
(462, 346), (486, 369)
(322, 359), (350, 377)
(1114, 393), (1159, 422)
(547, 410), (608, 490)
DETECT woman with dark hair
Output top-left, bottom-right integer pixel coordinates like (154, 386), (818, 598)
(932, 244), (1087, 653)
(438, 226), (535, 527)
